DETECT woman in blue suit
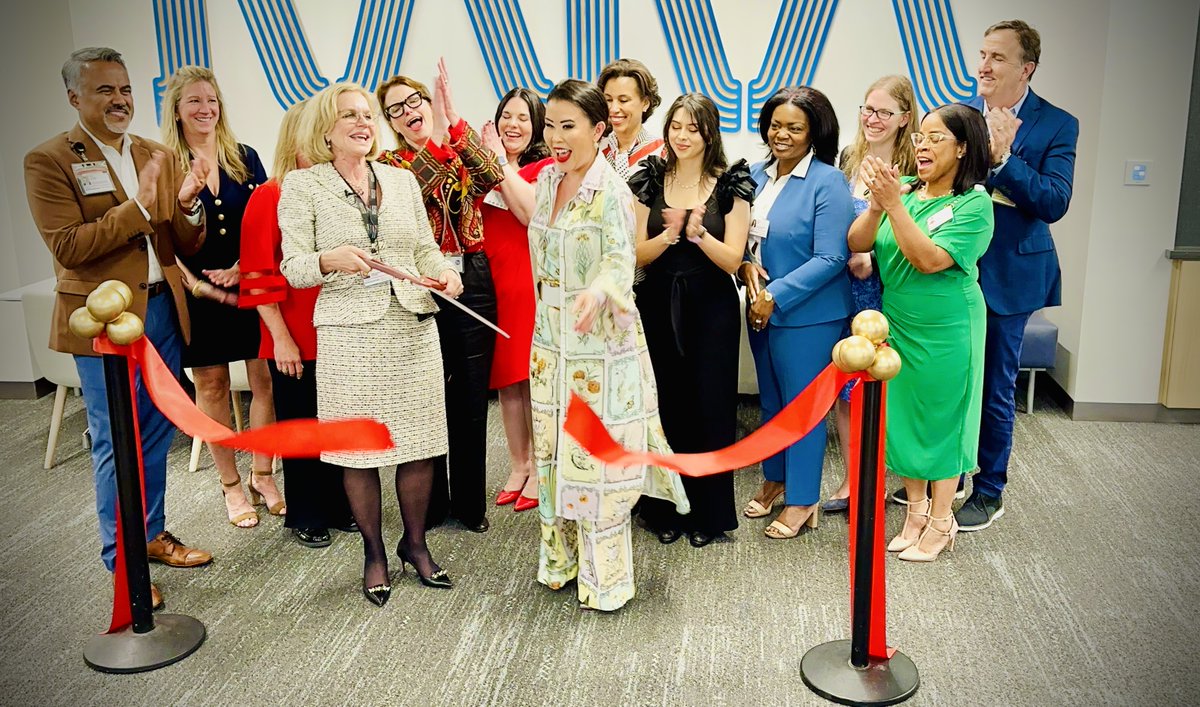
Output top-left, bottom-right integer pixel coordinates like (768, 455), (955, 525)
(739, 86), (854, 538)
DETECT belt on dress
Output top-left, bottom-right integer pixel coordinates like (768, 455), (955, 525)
(145, 281), (169, 297)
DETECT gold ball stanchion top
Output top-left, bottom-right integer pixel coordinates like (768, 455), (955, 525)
(85, 285), (127, 323)
(70, 282), (145, 345)
(867, 345), (902, 381)
(105, 311), (145, 345)
(68, 306), (106, 339)
(831, 311), (902, 380)
(98, 279), (133, 309)
(850, 309), (889, 345)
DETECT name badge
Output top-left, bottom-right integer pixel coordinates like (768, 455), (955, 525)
(483, 189), (508, 210)
(926, 206), (954, 232)
(362, 270), (391, 287)
(447, 255), (464, 273)
(749, 218), (769, 239)
(72, 161), (116, 196)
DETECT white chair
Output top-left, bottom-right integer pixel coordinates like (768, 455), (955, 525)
(737, 286), (759, 395)
(22, 284), (82, 469)
(185, 360), (251, 472)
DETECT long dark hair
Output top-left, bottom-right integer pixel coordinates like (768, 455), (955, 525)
(494, 87), (548, 166)
(663, 93), (727, 179)
(757, 86), (839, 166)
(922, 104), (991, 195)
(546, 79), (611, 137)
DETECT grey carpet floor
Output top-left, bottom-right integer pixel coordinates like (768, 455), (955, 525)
(0, 385), (1196, 706)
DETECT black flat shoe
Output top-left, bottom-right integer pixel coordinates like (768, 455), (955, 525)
(656, 528), (682, 544)
(362, 583), (391, 607)
(462, 517), (489, 534)
(335, 520), (358, 533)
(688, 531), (726, 548)
(292, 527), (332, 548)
(397, 545), (453, 589)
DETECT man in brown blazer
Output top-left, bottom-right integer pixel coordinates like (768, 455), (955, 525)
(24, 47), (213, 605)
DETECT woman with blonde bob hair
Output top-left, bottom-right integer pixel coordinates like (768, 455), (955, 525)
(280, 82), (464, 606)
(160, 65), (280, 529)
(239, 99), (354, 549)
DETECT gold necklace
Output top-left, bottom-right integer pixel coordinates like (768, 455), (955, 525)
(670, 173), (704, 190)
(917, 183), (950, 200)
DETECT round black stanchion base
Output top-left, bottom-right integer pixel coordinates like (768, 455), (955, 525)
(801, 639), (919, 706)
(83, 614), (206, 674)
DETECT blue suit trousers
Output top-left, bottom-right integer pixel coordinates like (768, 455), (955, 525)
(974, 309), (1031, 498)
(749, 320), (842, 506)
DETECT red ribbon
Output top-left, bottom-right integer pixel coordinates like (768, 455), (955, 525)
(563, 362), (893, 659)
(94, 335), (393, 632)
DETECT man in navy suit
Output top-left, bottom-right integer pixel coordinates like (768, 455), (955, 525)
(957, 20), (1078, 531)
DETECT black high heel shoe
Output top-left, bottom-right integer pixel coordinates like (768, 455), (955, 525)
(396, 544), (453, 589)
(362, 583), (391, 606)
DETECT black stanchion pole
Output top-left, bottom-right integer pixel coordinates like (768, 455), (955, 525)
(101, 353), (156, 633)
(800, 379), (919, 706)
(850, 380), (883, 668)
(82, 348), (205, 673)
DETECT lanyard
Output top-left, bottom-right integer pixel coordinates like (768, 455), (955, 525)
(337, 164), (378, 245)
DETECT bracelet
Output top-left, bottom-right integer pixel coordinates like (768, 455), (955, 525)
(191, 281), (205, 298)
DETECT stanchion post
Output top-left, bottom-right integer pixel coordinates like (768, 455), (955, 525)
(850, 379), (883, 669)
(73, 285), (206, 674)
(801, 312), (918, 706)
(101, 352), (156, 633)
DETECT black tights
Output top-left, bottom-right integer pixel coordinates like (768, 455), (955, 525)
(342, 458), (443, 589)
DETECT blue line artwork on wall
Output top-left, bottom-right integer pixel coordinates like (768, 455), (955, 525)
(152, 0), (212, 122)
(893, 0), (976, 112)
(567, 0), (620, 82)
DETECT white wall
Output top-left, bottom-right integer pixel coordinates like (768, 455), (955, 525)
(0, 0), (1192, 409)
(1070, 0), (1197, 404)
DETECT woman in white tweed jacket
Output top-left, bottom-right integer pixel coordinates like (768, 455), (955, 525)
(280, 83), (463, 606)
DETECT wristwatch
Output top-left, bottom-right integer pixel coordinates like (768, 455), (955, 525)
(760, 289), (774, 303)
(496, 154), (508, 167)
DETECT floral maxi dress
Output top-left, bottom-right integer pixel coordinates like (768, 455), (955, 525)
(528, 155), (689, 611)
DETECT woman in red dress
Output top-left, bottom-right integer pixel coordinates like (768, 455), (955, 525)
(479, 88), (553, 512)
(238, 100), (353, 548)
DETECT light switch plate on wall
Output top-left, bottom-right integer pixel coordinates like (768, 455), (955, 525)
(1125, 160), (1152, 186)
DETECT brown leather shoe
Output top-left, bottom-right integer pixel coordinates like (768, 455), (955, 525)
(147, 530), (213, 568)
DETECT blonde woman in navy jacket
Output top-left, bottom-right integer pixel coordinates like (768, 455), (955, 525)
(739, 86), (854, 539)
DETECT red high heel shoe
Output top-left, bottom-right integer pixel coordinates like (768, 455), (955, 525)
(514, 495), (538, 512)
(495, 489), (520, 506)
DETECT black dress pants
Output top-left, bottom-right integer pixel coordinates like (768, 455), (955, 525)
(428, 252), (497, 527)
(269, 362), (352, 529)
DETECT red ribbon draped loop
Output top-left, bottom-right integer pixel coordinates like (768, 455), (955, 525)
(563, 361), (894, 659)
(95, 334), (393, 632)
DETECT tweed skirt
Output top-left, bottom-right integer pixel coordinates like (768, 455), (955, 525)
(315, 300), (447, 468)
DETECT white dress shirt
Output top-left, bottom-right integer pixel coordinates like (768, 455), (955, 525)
(78, 123), (170, 283)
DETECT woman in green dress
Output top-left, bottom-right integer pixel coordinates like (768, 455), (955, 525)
(847, 103), (993, 562)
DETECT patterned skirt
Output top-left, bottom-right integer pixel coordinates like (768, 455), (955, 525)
(315, 300), (447, 468)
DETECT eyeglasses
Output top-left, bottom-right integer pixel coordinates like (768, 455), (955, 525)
(859, 105), (898, 121)
(910, 132), (954, 147)
(383, 92), (426, 120)
(338, 110), (375, 123)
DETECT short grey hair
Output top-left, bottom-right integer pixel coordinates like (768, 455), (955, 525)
(62, 47), (125, 91)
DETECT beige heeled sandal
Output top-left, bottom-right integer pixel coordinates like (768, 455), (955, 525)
(764, 505), (819, 539)
(898, 514), (958, 562)
(887, 497), (931, 552)
(743, 487), (785, 518)
(247, 469), (287, 516)
(221, 477), (259, 528)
